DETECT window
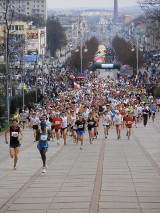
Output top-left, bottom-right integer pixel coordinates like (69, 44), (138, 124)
(18, 25), (24, 30)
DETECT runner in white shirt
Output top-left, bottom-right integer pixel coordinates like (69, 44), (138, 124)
(102, 110), (111, 138)
(30, 113), (40, 142)
(137, 104), (143, 123)
(61, 111), (68, 145)
(114, 110), (123, 139)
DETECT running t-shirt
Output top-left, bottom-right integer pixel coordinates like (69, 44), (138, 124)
(75, 120), (85, 131)
(61, 116), (68, 128)
(114, 114), (122, 125)
(31, 117), (40, 126)
(53, 117), (62, 129)
(125, 116), (134, 128)
(102, 114), (111, 125)
(87, 117), (95, 127)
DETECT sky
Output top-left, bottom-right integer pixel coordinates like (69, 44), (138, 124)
(47, 0), (139, 9)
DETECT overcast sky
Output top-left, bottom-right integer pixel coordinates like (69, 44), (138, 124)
(47, 0), (139, 9)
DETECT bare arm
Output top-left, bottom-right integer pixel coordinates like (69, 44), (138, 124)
(18, 128), (24, 142)
(4, 128), (10, 144)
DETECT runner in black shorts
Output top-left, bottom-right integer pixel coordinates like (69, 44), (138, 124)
(5, 119), (24, 170)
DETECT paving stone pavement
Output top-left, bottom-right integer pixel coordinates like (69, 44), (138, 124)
(0, 113), (160, 213)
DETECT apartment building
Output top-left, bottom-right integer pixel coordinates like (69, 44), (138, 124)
(0, 0), (47, 20)
(0, 21), (46, 56)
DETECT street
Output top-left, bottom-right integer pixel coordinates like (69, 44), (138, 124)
(0, 113), (160, 213)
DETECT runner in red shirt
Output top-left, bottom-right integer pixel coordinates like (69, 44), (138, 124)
(125, 111), (134, 140)
(52, 112), (62, 145)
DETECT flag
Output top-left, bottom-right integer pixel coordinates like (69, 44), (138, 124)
(74, 82), (80, 90)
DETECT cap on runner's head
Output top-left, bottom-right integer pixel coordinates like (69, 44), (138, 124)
(116, 110), (120, 113)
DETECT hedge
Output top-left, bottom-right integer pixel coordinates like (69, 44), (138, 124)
(10, 89), (40, 114)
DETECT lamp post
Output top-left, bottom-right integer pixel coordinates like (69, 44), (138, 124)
(131, 37), (143, 75)
(5, 32), (10, 124)
(75, 36), (88, 74)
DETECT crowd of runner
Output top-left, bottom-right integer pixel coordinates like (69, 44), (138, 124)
(5, 73), (160, 173)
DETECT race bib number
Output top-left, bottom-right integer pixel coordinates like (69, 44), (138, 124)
(12, 132), (18, 137)
(55, 121), (60, 125)
(40, 135), (47, 140)
(89, 122), (94, 125)
(78, 125), (83, 128)
(128, 121), (132, 124)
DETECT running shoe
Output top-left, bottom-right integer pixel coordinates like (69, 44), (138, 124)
(42, 168), (46, 173)
(80, 146), (83, 150)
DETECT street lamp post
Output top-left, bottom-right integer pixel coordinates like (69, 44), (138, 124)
(75, 35), (88, 74)
(131, 37), (143, 75)
(80, 36), (83, 73)
(22, 45), (25, 111)
(5, 32), (10, 124)
(6, 46), (21, 124)
(136, 38), (139, 75)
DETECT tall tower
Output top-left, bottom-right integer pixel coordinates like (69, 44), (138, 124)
(113, 0), (118, 24)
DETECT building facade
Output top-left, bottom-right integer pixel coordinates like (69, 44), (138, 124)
(0, 21), (46, 59)
(0, 0), (47, 20)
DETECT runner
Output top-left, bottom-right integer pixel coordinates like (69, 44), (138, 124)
(36, 122), (51, 173)
(5, 119), (24, 170)
(61, 111), (68, 145)
(87, 112), (96, 144)
(120, 106), (126, 129)
(133, 106), (138, 128)
(102, 110), (111, 138)
(75, 113), (86, 150)
(142, 104), (149, 127)
(150, 102), (156, 122)
(30, 112), (40, 142)
(92, 109), (100, 139)
(52, 112), (62, 145)
(114, 110), (123, 139)
(20, 110), (27, 130)
(156, 97), (160, 112)
(70, 110), (77, 143)
(125, 111), (134, 140)
(12, 111), (20, 123)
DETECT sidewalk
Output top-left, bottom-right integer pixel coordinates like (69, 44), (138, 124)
(0, 114), (160, 213)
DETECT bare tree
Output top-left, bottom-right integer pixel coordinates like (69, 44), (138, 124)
(47, 18), (67, 57)
(137, 0), (160, 43)
(66, 37), (99, 72)
(0, 0), (15, 54)
(112, 35), (145, 75)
